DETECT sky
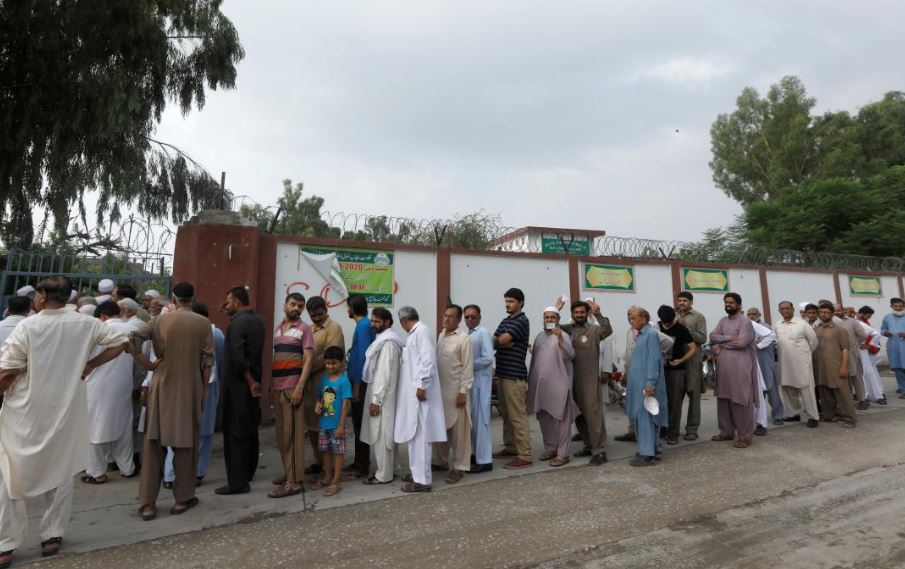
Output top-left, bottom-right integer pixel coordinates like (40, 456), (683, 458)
(155, 0), (905, 242)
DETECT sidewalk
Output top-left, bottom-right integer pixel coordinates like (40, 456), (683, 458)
(17, 373), (904, 566)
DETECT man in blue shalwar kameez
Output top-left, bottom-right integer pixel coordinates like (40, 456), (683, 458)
(626, 307), (668, 467)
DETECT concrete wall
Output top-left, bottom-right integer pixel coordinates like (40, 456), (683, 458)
(765, 271), (837, 325)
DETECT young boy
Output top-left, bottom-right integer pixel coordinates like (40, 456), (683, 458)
(314, 346), (352, 496)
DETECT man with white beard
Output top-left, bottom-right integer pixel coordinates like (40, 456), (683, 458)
(395, 307), (446, 493)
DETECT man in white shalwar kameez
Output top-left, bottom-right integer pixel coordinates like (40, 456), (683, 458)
(857, 306), (887, 404)
(0, 277), (130, 562)
(775, 301), (820, 427)
(394, 307), (446, 493)
(750, 319), (778, 435)
(361, 308), (403, 484)
(82, 302), (138, 483)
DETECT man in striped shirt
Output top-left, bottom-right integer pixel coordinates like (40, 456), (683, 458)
(269, 293), (314, 498)
(492, 288), (533, 470)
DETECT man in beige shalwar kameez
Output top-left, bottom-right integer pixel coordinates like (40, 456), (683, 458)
(775, 301), (820, 428)
(433, 305), (474, 484)
(131, 282), (213, 520)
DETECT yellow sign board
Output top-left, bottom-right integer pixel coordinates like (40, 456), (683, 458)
(849, 275), (882, 296)
(584, 264), (634, 291)
(682, 268), (729, 292)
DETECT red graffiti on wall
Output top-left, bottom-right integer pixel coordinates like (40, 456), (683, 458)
(285, 280), (400, 306)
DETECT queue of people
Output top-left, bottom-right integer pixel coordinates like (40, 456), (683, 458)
(0, 276), (903, 566)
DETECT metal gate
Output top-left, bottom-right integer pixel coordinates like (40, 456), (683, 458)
(0, 249), (171, 311)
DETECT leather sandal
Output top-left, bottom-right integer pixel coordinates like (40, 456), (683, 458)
(139, 505), (157, 522)
(170, 497), (199, 515)
(0, 549), (13, 569)
(40, 537), (62, 557)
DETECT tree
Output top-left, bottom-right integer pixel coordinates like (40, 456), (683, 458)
(240, 179), (340, 238)
(0, 1), (244, 248)
(710, 76), (816, 205)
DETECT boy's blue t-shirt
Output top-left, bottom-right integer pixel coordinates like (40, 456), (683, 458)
(318, 373), (352, 431)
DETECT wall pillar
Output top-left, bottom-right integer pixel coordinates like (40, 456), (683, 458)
(172, 211), (262, 333)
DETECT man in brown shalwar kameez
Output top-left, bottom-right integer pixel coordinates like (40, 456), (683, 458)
(814, 302), (856, 427)
(131, 282), (214, 521)
(557, 298), (612, 466)
(709, 293), (758, 448)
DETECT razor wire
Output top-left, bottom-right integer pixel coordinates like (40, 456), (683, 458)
(230, 200), (905, 272)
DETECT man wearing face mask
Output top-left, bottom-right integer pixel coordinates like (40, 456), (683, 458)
(881, 298), (905, 397)
(709, 293), (758, 449)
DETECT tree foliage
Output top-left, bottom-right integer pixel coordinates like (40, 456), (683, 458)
(0, 0), (244, 248)
(708, 76), (905, 258)
(241, 179), (505, 249)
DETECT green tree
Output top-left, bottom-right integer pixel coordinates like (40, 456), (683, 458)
(240, 179), (340, 238)
(0, 1), (244, 248)
(710, 76), (816, 205)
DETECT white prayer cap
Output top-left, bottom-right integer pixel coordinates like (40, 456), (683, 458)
(644, 394), (660, 416)
(96, 294), (113, 304)
(98, 279), (114, 293)
(68, 290), (78, 302)
(543, 306), (560, 315)
(16, 285), (34, 297)
(78, 305), (97, 316)
(143, 289), (161, 299)
(118, 298), (141, 312)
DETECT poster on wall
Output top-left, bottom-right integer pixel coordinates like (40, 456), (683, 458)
(583, 263), (635, 292)
(849, 275), (882, 296)
(301, 246), (395, 306)
(681, 267), (729, 292)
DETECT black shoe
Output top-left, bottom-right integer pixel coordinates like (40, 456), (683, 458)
(467, 463), (493, 474)
(630, 456), (657, 467)
(614, 432), (636, 442)
(162, 481), (173, 490)
(214, 484), (250, 495)
(575, 446), (592, 457)
(785, 415), (801, 422)
(773, 419), (784, 426)
(470, 454), (476, 465)
(133, 452), (142, 471)
(635, 451), (662, 461)
(430, 463), (448, 472)
(806, 419), (819, 428)
(754, 425), (767, 436)
(400, 482), (432, 493)
(107, 462), (119, 472)
(588, 453), (608, 466)
(878, 397), (888, 406)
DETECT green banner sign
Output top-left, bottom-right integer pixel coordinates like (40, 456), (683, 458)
(584, 263), (635, 291)
(849, 275), (882, 296)
(541, 235), (590, 256)
(682, 268), (729, 292)
(302, 246), (395, 306)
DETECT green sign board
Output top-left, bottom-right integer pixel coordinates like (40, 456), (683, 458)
(849, 275), (882, 296)
(541, 235), (590, 256)
(302, 246), (395, 306)
(584, 263), (635, 292)
(682, 267), (729, 292)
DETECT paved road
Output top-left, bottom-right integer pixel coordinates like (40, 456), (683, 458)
(30, 390), (905, 569)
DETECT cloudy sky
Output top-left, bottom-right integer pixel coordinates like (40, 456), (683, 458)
(155, 0), (905, 242)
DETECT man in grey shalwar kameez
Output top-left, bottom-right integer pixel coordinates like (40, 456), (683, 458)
(527, 308), (577, 467)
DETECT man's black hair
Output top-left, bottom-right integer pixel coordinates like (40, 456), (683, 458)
(324, 346), (345, 361)
(6, 296), (31, 315)
(306, 296), (327, 311)
(445, 304), (463, 318)
(172, 282), (194, 301)
(192, 302), (210, 318)
(229, 286), (250, 306)
(35, 276), (72, 304)
(96, 300), (121, 318)
(347, 294), (369, 316)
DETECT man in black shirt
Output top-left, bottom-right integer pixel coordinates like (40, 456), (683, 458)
(657, 305), (697, 446)
(216, 286), (266, 495)
(491, 288), (533, 470)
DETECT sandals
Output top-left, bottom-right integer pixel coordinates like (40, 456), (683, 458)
(683, 432), (699, 441)
(711, 434), (734, 442)
(139, 505), (157, 521)
(170, 497), (199, 515)
(80, 474), (107, 485)
(362, 476), (392, 485)
(271, 475), (287, 486)
(0, 550), (12, 569)
(549, 456), (570, 467)
(310, 478), (329, 490)
(267, 484), (303, 498)
(322, 483), (341, 497)
(733, 438), (751, 449)
(539, 451), (557, 461)
(40, 537), (62, 557)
